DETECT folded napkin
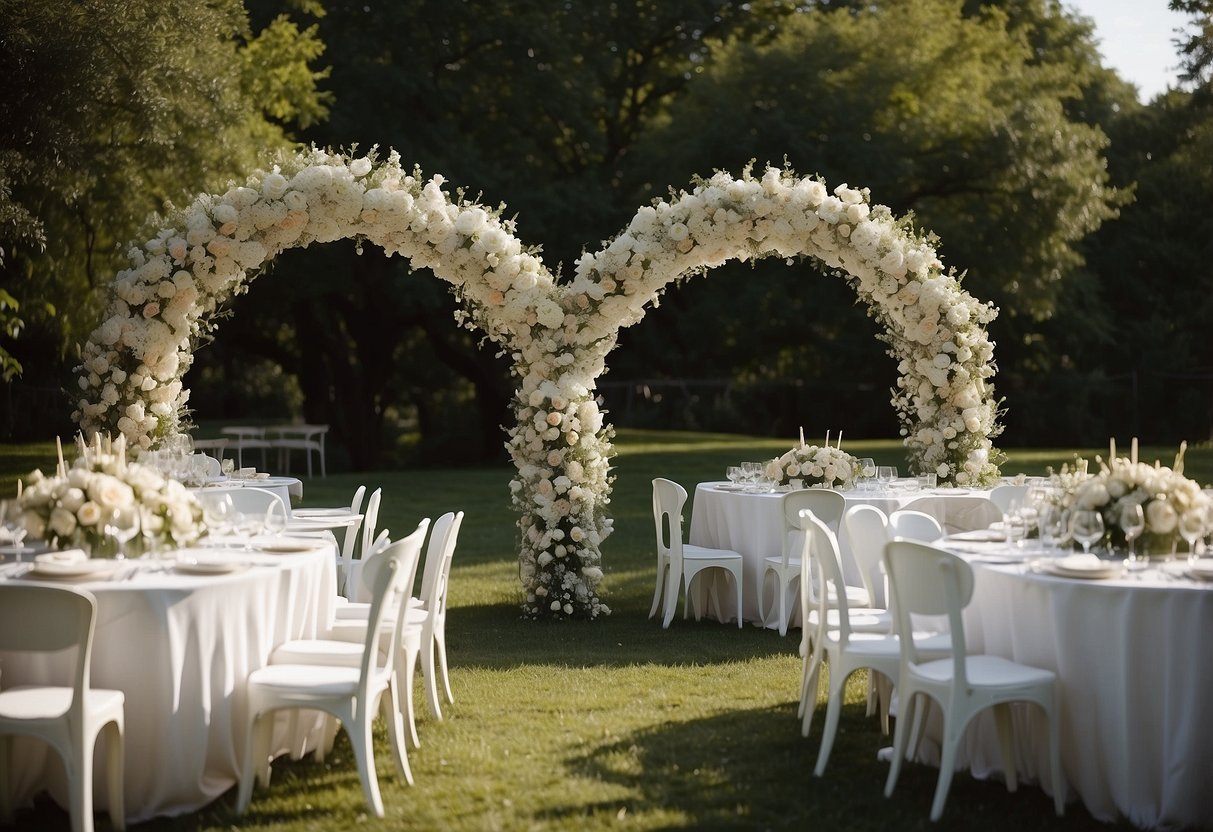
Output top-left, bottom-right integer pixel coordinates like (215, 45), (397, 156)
(35, 548), (88, 565)
(1056, 553), (1105, 571)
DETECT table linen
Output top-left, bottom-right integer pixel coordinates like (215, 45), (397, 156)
(0, 539), (336, 821)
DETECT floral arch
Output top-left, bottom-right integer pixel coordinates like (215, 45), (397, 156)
(74, 147), (1003, 619)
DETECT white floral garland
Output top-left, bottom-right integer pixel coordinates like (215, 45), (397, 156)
(73, 148), (1003, 619)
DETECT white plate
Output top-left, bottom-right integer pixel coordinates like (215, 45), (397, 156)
(1042, 555), (1123, 580)
(174, 555), (248, 575)
(715, 483), (744, 491)
(28, 559), (120, 580)
(254, 537), (323, 554)
(292, 507), (350, 518)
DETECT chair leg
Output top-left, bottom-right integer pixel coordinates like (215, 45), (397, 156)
(814, 663), (847, 776)
(381, 679), (414, 786)
(422, 636), (443, 720)
(885, 690), (918, 798)
(68, 736), (92, 832)
(348, 711), (385, 818)
(1048, 696), (1066, 816)
(105, 720), (126, 832)
(732, 569), (743, 628)
(435, 627), (454, 705)
(661, 566), (680, 628)
(800, 650), (822, 736)
(235, 713), (259, 815)
(0, 737), (13, 825)
(776, 575), (793, 636)
(993, 703), (1018, 792)
(402, 641), (421, 748)
(929, 716), (960, 822)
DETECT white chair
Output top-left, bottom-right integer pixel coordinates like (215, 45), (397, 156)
(0, 585), (126, 832)
(989, 484), (1030, 515)
(650, 478), (743, 629)
(797, 512), (950, 773)
(238, 521), (429, 818)
(225, 486), (289, 519)
(882, 539), (1066, 821)
(888, 510), (943, 542)
(220, 426), (272, 469)
(759, 489), (847, 636)
(295, 486), (367, 592)
(402, 511), (463, 725)
(842, 503), (897, 723)
(341, 488), (382, 597)
(900, 496), (1001, 536)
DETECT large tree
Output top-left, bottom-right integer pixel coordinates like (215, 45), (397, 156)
(0, 0), (329, 438)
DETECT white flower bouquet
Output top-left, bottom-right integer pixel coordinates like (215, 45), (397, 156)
(17, 449), (204, 556)
(1065, 443), (1210, 555)
(765, 442), (858, 489)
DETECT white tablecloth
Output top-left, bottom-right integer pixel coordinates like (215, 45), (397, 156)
(0, 541), (336, 821)
(688, 483), (998, 625)
(190, 476), (303, 516)
(934, 558), (1213, 829)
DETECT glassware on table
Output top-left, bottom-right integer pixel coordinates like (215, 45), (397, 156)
(740, 461), (762, 492)
(1002, 508), (1029, 549)
(876, 466), (897, 493)
(1036, 504), (1066, 553)
(105, 506), (141, 560)
(916, 472), (938, 490)
(200, 493), (235, 545)
(1118, 503), (1148, 569)
(1179, 510), (1206, 566)
(263, 502), (288, 538)
(221, 458), (235, 478)
(0, 499), (29, 560)
(1070, 509), (1105, 555)
(858, 458), (876, 491)
(725, 466), (742, 487)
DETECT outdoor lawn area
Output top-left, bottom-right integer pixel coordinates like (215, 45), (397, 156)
(4, 429), (1199, 831)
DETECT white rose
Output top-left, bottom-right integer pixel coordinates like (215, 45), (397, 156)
(49, 506), (78, 538)
(1145, 500), (1178, 534)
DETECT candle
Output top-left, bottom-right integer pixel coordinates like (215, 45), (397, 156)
(837, 430), (843, 450)
(799, 426), (806, 448)
(1109, 437), (1116, 462)
(1131, 437), (1138, 465)
(55, 435), (65, 477)
(16, 479), (21, 498)
(825, 430), (831, 449)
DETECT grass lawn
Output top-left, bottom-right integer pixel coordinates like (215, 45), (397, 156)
(3, 431), (1204, 830)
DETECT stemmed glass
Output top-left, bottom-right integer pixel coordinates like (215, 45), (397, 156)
(106, 506), (141, 560)
(1002, 507), (1029, 549)
(0, 499), (28, 559)
(1070, 509), (1105, 556)
(263, 502), (288, 539)
(200, 493), (234, 546)
(1179, 510), (1206, 567)
(1036, 504), (1067, 553)
(726, 466), (742, 488)
(858, 458), (876, 492)
(1119, 503), (1148, 570)
(876, 465), (897, 494)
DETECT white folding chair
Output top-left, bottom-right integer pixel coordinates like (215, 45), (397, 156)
(797, 512), (950, 771)
(882, 539), (1066, 821)
(650, 478), (743, 629)
(341, 488), (382, 598)
(0, 585), (126, 832)
(401, 510), (463, 726)
(225, 486), (289, 519)
(888, 510), (943, 543)
(759, 489), (848, 636)
(989, 484), (1031, 515)
(238, 521), (429, 818)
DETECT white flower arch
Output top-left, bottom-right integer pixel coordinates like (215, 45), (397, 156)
(74, 147), (1003, 619)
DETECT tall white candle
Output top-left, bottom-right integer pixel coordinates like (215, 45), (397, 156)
(825, 430), (830, 449)
(799, 426), (805, 448)
(837, 430), (843, 449)
(55, 436), (65, 476)
(1131, 437), (1138, 465)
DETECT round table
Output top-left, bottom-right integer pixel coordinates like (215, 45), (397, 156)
(923, 546), (1213, 829)
(688, 482), (999, 625)
(0, 539), (336, 822)
(189, 475), (303, 516)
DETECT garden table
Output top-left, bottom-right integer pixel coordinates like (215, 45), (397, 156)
(0, 537), (336, 822)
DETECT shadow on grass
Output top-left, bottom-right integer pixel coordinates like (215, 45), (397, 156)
(445, 599), (798, 671)
(551, 701), (1128, 832)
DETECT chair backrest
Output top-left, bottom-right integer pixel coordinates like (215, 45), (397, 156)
(888, 510), (943, 542)
(652, 478), (689, 575)
(359, 488), (383, 559)
(900, 496), (1001, 536)
(349, 529), (393, 603)
(989, 484), (1030, 515)
(359, 519), (429, 688)
(783, 488), (846, 533)
(226, 486), (288, 517)
(348, 485), (367, 515)
(842, 503), (889, 604)
(0, 584), (97, 726)
(416, 512), (457, 606)
(884, 539), (973, 679)
(426, 511), (464, 622)
(192, 453), (221, 476)
(794, 509), (855, 643)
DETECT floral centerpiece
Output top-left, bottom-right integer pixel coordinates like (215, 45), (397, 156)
(765, 432), (858, 489)
(1066, 441), (1210, 556)
(17, 440), (205, 556)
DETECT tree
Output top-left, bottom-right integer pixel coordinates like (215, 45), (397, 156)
(0, 0), (330, 438)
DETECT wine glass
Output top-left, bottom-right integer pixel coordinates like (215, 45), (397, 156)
(0, 499), (28, 560)
(1037, 504), (1066, 552)
(221, 457), (235, 478)
(858, 458), (876, 491)
(1179, 510), (1206, 566)
(1070, 509), (1105, 555)
(726, 466), (742, 488)
(1119, 503), (1147, 569)
(1002, 508), (1028, 549)
(200, 493), (234, 545)
(106, 506), (141, 560)
(876, 465), (897, 494)
(263, 502), (288, 539)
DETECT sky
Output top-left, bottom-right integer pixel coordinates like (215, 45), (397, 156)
(1065, 0), (1191, 101)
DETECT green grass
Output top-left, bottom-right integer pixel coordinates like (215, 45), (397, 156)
(3, 432), (1205, 830)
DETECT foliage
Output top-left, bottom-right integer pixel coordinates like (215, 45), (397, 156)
(0, 0), (329, 437)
